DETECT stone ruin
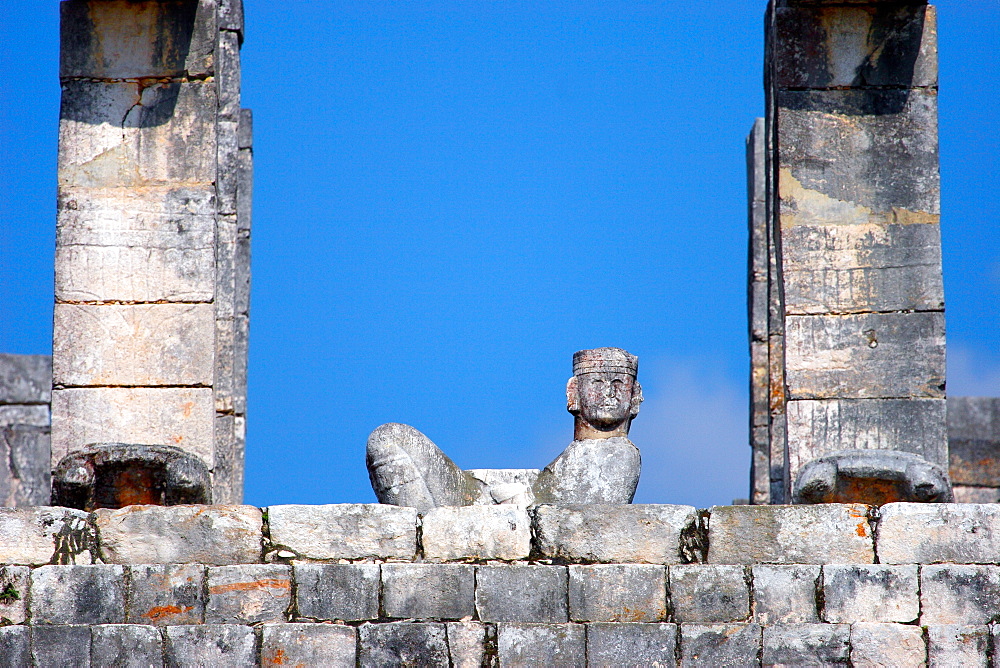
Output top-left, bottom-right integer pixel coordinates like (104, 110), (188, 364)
(1, 0), (999, 666)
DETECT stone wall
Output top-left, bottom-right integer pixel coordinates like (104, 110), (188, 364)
(3, 502), (1000, 665)
(0, 356), (51, 507)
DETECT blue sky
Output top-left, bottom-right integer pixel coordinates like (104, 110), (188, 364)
(1, 2), (997, 508)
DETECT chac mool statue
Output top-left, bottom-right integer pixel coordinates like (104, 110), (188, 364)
(366, 347), (643, 509)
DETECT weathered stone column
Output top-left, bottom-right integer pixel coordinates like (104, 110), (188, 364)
(52, 0), (251, 506)
(764, 1), (949, 503)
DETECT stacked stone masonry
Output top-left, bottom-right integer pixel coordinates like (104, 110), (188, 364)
(3, 502), (1000, 665)
(0, 356), (51, 508)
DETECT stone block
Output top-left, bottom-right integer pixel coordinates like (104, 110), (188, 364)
(60, 0), (216, 78)
(164, 624), (257, 667)
(217, 120), (240, 214)
(776, 89), (939, 222)
(878, 503), (1000, 564)
(0, 566), (28, 624)
(237, 150), (253, 233)
(475, 565), (567, 623)
(358, 622), (449, 667)
(217, 30), (241, 122)
(669, 565), (749, 624)
(220, 0), (243, 33)
(31, 625), (91, 668)
(496, 623), (586, 668)
(294, 563), (379, 622)
(0, 425), (51, 507)
(0, 625), (29, 668)
(30, 564), (125, 624)
(948, 397), (1000, 487)
(59, 80), (217, 187)
(206, 564), (291, 624)
(53, 303), (215, 387)
(0, 354), (51, 405)
(94, 505), (262, 565)
(707, 504), (874, 564)
(849, 623), (925, 668)
(55, 186), (216, 303)
(238, 108), (253, 150)
(51, 388), (215, 469)
(782, 222), (944, 315)
(382, 563), (475, 620)
(919, 565), (1000, 625)
(568, 564), (665, 623)
(447, 622), (487, 668)
(533, 504), (700, 564)
(236, 236), (251, 318)
(587, 622), (676, 667)
(261, 623), (356, 668)
(821, 564), (918, 623)
(681, 624), (761, 667)
(762, 624), (850, 667)
(784, 312), (945, 400)
(752, 565), (819, 624)
(773, 4), (937, 89)
(953, 486), (1000, 503)
(127, 564), (204, 625)
(268, 503), (417, 561)
(0, 507), (93, 565)
(91, 624), (163, 667)
(421, 505), (530, 562)
(0, 405), (50, 427)
(786, 399), (948, 480)
(927, 625), (989, 667)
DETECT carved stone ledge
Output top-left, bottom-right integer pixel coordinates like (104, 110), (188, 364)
(793, 449), (953, 505)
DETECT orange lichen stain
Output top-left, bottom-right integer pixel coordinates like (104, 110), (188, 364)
(144, 604), (193, 621)
(856, 522), (868, 537)
(261, 648), (286, 666)
(182, 401), (194, 417)
(619, 607), (649, 622)
(171, 435), (184, 444)
(848, 506), (866, 519)
(209, 578), (291, 595)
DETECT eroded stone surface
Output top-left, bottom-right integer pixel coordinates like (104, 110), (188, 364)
(30, 564), (125, 625)
(475, 565), (568, 624)
(752, 565), (819, 625)
(421, 505), (530, 561)
(126, 564), (204, 626)
(0, 354), (51, 405)
(822, 564), (918, 624)
(568, 564), (666, 622)
(0, 625), (29, 668)
(91, 624), (163, 667)
(382, 563), (475, 620)
(267, 504), (416, 561)
(669, 565), (749, 624)
(849, 623), (925, 668)
(31, 625), (91, 668)
(261, 623), (357, 668)
(206, 564), (291, 624)
(358, 622), (449, 668)
(164, 624), (257, 667)
(497, 623), (586, 668)
(680, 623), (761, 668)
(762, 624), (850, 667)
(0, 507), (93, 565)
(95, 505), (262, 565)
(919, 565), (1000, 625)
(446, 622), (487, 668)
(878, 503), (1000, 564)
(588, 622), (677, 668)
(294, 563), (379, 622)
(0, 566), (28, 624)
(927, 625), (990, 667)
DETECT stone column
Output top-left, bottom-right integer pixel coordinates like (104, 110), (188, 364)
(764, 1), (949, 503)
(52, 0), (251, 506)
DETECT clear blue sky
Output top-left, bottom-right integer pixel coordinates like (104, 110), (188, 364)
(1, 3), (997, 508)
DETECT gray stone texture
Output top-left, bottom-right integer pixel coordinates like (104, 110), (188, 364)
(0, 566), (28, 624)
(927, 625), (989, 668)
(30, 564), (125, 625)
(752, 565), (819, 625)
(496, 623), (586, 668)
(532, 437), (641, 505)
(476, 565), (568, 624)
(878, 503), (1000, 564)
(0, 405), (50, 427)
(0, 507), (93, 565)
(784, 312), (945, 400)
(358, 622), (449, 668)
(920, 564), (1000, 625)
(91, 624), (163, 668)
(707, 504), (874, 564)
(0, 425), (51, 508)
(587, 623), (676, 668)
(762, 623), (850, 667)
(382, 563), (475, 620)
(206, 564), (291, 624)
(446, 622), (487, 668)
(0, 354), (51, 405)
(669, 565), (749, 624)
(568, 564), (666, 622)
(0, 625), (29, 668)
(421, 505), (531, 561)
(267, 503), (417, 560)
(52, 303), (215, 387)
(948, 397), (1000, 487)
(126, 564), (205, 625)
(680, 623), (762, 668)
(294, 562), (379, 622)
(849, 623), (925, 668)
(51, 387), (215, 470)
(94, 504), (262, 565)
(261, 623), (356, 668)
(31, 624), (91, 668)
(533, 503), (700, 564)
(821, 564), (918, 623)
(163, 624), (257, 667)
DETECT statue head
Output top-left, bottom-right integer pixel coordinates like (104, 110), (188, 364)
(566, 347), (643, 440)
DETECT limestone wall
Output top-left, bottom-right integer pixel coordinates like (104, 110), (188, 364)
(0, 356), (51, 507)
(3, 502), (1000, 665)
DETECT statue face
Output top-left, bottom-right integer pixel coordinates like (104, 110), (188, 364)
(575, 372), (637, 430)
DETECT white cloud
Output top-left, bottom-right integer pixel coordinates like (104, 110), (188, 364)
(948, 345), (1000, 397)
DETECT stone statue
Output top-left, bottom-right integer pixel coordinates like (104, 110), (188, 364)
(366, 347), (643, 510)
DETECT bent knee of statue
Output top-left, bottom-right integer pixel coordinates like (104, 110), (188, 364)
(365, 347), (644, 509)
